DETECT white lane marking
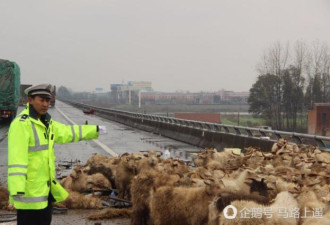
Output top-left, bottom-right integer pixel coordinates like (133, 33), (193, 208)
(55, 105), (118, 157)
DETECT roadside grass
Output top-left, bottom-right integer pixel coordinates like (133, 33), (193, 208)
(108, 104), (307, 131)
(221, 115), (265, 127)
(111, 104), (250, 114)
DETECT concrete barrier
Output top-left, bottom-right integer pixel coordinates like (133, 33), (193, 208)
(65, 101), (275, 152)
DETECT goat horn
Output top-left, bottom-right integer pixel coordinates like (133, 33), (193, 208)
(303, 159), (315, 163)
(262, 152), (274, 159)
(289, 189), (302, 194)
(276, 149), (285, 155)
(225, 166), (239, 170)
(242, 166), (253, 170)
(219, 173), (226, 179)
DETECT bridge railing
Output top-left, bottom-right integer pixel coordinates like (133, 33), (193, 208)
(62, 100), (330, 150)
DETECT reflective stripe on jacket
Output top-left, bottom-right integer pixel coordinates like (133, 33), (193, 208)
(7, 105), (99, 209)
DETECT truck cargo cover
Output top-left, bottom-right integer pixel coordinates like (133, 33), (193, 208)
(0, 59), (21, 110)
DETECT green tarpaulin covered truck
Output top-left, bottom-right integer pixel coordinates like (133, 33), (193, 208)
(0, 59), (20, 122)
(19, 84), (32, 106)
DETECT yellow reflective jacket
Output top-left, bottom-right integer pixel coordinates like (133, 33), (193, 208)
(7, 104), (99, 209)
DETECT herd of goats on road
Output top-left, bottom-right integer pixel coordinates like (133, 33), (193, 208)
(0, 139), (330, 225)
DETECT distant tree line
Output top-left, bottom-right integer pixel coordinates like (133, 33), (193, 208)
(57, 86), (113, 107)
(248, 40), (330, 131)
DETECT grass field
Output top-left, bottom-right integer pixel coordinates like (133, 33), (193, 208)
(109, 104), (268, 127)
(221, 114), (265, 127)
(110, 104), (250, 114)
(98, 103), (308, 131)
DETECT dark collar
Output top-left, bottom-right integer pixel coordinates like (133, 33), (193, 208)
(29, 105), (51, 125)
(29, 105), (39, 120)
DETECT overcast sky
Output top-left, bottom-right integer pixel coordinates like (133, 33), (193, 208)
(1, 0), (329, 92)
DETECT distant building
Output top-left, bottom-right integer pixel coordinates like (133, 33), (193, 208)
(308, 103), (330, 136)
(141, 92), (196, 104)
(110, 81), (153, 104)
(216, 90), (249, 102)
(109, 82), (249, 105)
(141, 90), (249, 105)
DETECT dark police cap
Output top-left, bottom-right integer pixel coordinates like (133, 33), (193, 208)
(24, 84), (54, 99)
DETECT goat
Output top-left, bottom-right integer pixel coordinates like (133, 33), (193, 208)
(88, 208), (132, 220)
(56, 191), (103, 209)
(86, 153), (109, 166)
(130, 170), (181, 225)
(0, 185), (9, 210)
(298, 190), (329, 225)
(115, 153), (145, 200)
(217, 191), (299, 225)
(61, 167), (111, 192)
(150, 179), (224, 225)
(221, 169), (264, 195)
(208, 192), (270, 225)
(157, 158), (190, 176)
(140, 150), (163, 164)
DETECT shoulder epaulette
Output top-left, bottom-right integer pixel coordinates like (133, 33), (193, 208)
(20, 114), (28, 121)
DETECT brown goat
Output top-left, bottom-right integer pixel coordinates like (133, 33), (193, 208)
(130, 170), (181, 225)
(115, 153), (145, 200)
(140, 150), (163, 165)
(297, 190), (329, 225)
(88, 208), (132, 220)
(156, 158), (190, 176)
(135, 151), (164, 174)
(150, 179), (224, 225)
(86, 153), (109, 166)
(208, 192), (270, 225)
(215, 191), (299, 225)
(86, 156), (117, 189)
(194, 148), (218, 167)
(56, 191), (103, 209)
(221, 169), (260, 195)
(0, 185), (9, 210)
(61, 168), (111, 192)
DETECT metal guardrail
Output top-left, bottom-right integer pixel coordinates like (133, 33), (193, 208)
(63, 100), (330, 150)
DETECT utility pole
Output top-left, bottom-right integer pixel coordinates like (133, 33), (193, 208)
(237, 102), (241, 126)
(238, 111), (240, 126)
(128, 88), (131, 105)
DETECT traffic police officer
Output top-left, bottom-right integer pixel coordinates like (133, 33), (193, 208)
(7, 84), (106, 225)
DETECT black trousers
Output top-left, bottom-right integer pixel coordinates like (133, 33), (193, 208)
(17, 199), (53, 225)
